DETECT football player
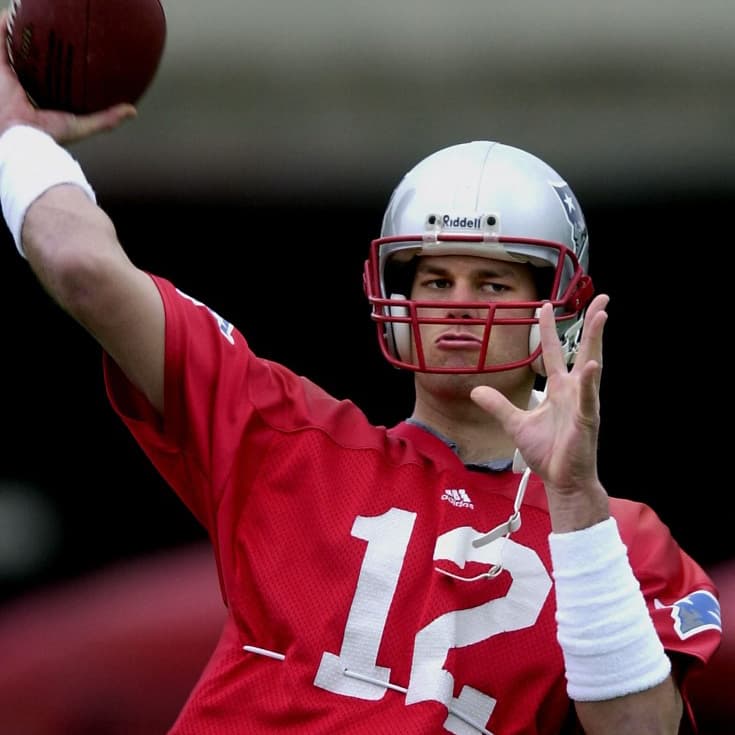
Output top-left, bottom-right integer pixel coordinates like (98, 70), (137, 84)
(0, 12), (721, 734)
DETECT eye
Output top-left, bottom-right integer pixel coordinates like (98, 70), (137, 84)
(423, 277), (452, 290)
(480, 282), (510, 294)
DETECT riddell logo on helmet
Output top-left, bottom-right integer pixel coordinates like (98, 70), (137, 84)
(441, 214), (482, 230)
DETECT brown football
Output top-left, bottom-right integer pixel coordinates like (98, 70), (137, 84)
(5, 0), (166, 114)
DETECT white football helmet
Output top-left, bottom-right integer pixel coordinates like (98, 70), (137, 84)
(363, 140), (594, 373)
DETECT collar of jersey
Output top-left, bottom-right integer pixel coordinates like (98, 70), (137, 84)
(400, 418), (513, 473)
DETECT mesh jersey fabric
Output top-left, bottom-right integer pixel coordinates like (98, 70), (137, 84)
(102, 275), (721, 735)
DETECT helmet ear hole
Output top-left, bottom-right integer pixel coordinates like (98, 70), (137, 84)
(530, 309), (588, 376)
(385, 294), (410, 362)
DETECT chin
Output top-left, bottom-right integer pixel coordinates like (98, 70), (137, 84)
(415, 370), (487, 399)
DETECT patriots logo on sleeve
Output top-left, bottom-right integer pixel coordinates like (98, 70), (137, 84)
(655, 590), (722, 640)
(175, 288), (235, 345)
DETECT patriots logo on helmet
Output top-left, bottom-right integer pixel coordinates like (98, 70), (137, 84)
(551, 181), (588, 261)
(655, 590), (722, 640)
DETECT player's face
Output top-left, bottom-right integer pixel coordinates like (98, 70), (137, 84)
(408, 254), (538, 373)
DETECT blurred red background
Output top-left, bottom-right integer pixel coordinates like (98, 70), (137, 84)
(0, 544), (729, 734)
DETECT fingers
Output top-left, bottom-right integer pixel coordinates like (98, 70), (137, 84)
(68, 104), (137, 139)
(574, 294), (609, 370)
(564, 295), (607, 420)
(35, 104), (137, 145)
(537, 301), (565, 375)
(578, 358), (602, 420)
(538, 294), (609, 378)
(470, 385), (520, 431)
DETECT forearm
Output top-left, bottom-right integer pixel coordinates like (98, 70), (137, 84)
(1, 125), (130, 318)
(549, 518), (681, 733)
(1, 124), (166, 411)
(22, 184), (122, 312)
(575, 676), (682, 734)
(0, 125), (97, 255)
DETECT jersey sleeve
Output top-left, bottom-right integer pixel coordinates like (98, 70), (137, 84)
(102, 274), (335, 535)
(612, 499), (722, 729)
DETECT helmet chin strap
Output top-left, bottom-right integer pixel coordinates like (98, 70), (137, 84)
(433, 386), (547, 583)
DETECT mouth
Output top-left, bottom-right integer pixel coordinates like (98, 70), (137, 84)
(435, 332), (483, 350)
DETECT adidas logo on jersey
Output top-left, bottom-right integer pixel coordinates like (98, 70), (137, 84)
(441, 488), (474, 509)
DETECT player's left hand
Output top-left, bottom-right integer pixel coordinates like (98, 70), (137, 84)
(470, 294), (610, 525)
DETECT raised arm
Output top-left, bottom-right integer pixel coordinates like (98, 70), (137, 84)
(0, 10), (165, 413)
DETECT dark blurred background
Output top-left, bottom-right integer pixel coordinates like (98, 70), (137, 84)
(1, 0), (733, 604)
(1, 189), (731, 601)
(0, 1), (732, 731)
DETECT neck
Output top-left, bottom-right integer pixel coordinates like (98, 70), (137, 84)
(411, 372), (534, 464)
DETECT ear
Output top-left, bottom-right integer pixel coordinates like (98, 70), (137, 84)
(385, 294), (410, 361)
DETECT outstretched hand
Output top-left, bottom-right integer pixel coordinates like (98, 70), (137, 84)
(0, 9), (135, 143)
(471, 294), (610, 510)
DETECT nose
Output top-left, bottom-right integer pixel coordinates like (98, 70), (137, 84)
(444, 281), (483, 319)
(445, 304), (477, 320)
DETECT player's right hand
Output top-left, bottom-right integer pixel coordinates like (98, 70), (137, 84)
(0, 9), (136, 144)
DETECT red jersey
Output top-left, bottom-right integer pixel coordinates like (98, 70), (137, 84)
(103, 276), (721, 735)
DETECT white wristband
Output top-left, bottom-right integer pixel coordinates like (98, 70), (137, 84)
(0, 125), (96, 257)
(549, 517), (671, 701)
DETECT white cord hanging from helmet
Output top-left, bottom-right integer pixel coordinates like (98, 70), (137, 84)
(433, 387), (546, 582)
